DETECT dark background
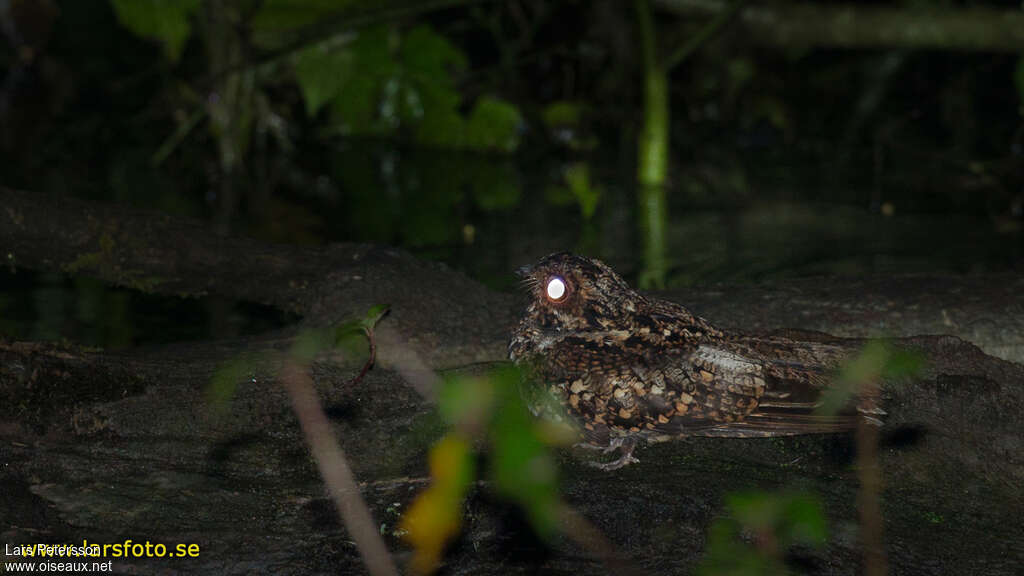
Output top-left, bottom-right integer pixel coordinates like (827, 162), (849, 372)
(2, 0), (1022, 349)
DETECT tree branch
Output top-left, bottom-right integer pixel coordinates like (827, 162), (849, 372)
(655, 0), (1024, 52)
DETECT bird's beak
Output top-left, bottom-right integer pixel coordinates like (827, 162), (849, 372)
(515, 264), (534, 280)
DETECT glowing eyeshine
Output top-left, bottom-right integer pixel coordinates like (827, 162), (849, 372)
(546, 277), (567, 301)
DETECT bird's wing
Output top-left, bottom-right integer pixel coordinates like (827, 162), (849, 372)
(644, 339), (869, 438)
(697, 336), (869, 437)
(637, 344), (766, 435)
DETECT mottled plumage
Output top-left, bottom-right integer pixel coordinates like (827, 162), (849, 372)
(509, 252), (875, 469)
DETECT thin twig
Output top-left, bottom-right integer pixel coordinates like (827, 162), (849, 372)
(359, 476), (432, 489)
(347, 325), (378, 387)
(856, 378), (888, 576)
(662, 0), (744, 71)
(374, 325), (440, 401)
(150, 107), (207, 167)
(281, 360), (400, 576)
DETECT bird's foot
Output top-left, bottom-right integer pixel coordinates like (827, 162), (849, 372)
(591, 452), (639, 471)
(587, 438), (639, 471)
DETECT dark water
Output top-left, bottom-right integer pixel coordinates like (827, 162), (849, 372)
(0, 269), (294, 347)
(2, 143), (1021, 348)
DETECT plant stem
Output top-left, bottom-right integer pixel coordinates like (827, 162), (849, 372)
(856, 379), (888, 576)
(635, 0), (669, 289)
(282, 360), (401, 576)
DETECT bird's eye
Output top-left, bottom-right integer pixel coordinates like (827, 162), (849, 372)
(546, 277), (567, 301)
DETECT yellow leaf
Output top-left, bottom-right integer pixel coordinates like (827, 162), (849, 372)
(400, 434), (474, 574)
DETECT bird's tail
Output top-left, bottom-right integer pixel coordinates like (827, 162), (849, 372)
(712, 331), (884, 437)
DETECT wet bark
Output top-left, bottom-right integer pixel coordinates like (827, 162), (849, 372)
(2, 186), (1023, 575)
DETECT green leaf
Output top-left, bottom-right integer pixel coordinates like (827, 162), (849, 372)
(541, 101), (586, 129)
(294, 42), (355, 117)
(328, 26), (398, 135)
(321, 304), (388, 361)
(251, 0), (350, 40)
(437, 374), (496, 429)
(564, 162), (601, 220)
(699, 519), (771, 576)
(727, 491), (826, 546)
(398, 26), (465, 142)
(464, 97), (523, 153)
(782, 494), (827, 545)
(817, 340), (924, 416)
(330, 72), (386, 135)
(361, 304), (390, 330)
(881, 348), (925, 380)
(109, 0), (201, 62)
(300, 23), (520, 153)
(413, 108), (465, 148)
(350, 25), (398, 76)
(409, 79), (462, 127)
(701, 491), (826, 575)
(489, 366), (560, 538)
(400, 25), (467, 81)
(815, 377), (857, 417)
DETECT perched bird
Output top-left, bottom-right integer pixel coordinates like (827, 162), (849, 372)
(509, 252), (880, 470)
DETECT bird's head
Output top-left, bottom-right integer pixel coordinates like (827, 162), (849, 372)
(510, 253), (642, 359)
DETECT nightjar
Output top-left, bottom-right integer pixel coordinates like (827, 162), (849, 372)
(509, 252), (879, 470)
